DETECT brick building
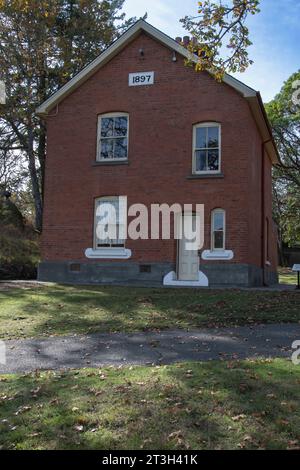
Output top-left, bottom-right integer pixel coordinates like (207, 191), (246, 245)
(37, 20), (279, 287)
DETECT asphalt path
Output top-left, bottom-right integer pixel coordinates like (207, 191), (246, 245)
(0, 323), (299, 374)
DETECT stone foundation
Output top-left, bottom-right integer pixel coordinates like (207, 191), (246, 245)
(38, 261), (278, 287)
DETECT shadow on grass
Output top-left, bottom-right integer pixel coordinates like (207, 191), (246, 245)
(166, 359), (300, 449)
(0, 360), (299, 450)
(0, 365), (217, 450)
(0, 285), (300, 340)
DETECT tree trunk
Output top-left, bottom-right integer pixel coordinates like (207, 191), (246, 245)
(38, 121), (46, 202)
(28, 127), (43, 232)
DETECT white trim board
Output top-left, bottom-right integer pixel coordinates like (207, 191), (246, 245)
(85, 248), (132, 260)
(202, 250), (234, 261)
(163, 271), (209, 287)
(36, 19), (279, 164)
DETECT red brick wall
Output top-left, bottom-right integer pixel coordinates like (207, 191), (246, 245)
(42, 32), (276, 271)
(263, 150), (278, 272)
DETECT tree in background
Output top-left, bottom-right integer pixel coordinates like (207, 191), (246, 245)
(0, 0), (136, 231)
(182, 2), (299, 256)
(181, 0), (260, 79)
(0, 120), (30, 205)
(266, 71), (300, 251)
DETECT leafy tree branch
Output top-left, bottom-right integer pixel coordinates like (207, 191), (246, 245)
(181, 0), (260, 79)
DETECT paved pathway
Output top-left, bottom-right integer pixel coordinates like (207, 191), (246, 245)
(0, 323), (299, 374)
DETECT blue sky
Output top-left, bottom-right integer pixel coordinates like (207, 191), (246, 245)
(123, 0), (300, 102)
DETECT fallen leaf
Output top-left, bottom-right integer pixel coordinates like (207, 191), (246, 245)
(29, 432), (41, 438)
(74, 425), (84, 432)
(168, 430), (183, 440)
(232, 414), (247, 422)
(50, 398), (59, 405)
(15, 406), (31, 415)
(288, 440), (299, 447)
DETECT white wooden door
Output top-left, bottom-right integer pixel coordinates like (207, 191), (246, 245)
(177, 214), (199, 281)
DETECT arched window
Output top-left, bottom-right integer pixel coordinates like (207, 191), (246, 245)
(193, 122), (221, 174)
(211, 209), (225, 251)
(97, 112), (129, 162)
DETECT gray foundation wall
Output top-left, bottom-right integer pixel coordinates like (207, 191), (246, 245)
(38, 261), (278, 287)
(38, 261), (175, 287)
(201, 263), (262, 287)
(263, 269), (279, 287)
(201, 264), (277, 287)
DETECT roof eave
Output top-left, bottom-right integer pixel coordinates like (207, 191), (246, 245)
(246, 93), (279, 165)
(36, 19), (257, 116)
(36, 20), (145, 116)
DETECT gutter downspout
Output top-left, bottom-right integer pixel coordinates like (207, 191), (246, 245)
(261, 139), (272, 286)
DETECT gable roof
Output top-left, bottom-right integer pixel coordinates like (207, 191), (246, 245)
(36, 19), (279, 164)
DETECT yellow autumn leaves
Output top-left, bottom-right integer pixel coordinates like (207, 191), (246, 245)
(0, 0), (53, 13)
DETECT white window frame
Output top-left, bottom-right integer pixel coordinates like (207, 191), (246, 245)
(202, 208), (234, 260)
(97, 112), (129, 162)
(93, 196), (125, 250)
(85, 196), (131, 260)
(192, 122), (221, 175)
(211, 208), (226, 251)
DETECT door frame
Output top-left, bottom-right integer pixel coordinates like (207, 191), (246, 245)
(176, 212), (200, 281)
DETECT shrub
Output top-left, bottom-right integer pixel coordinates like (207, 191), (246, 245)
(0, 224), (40, 280)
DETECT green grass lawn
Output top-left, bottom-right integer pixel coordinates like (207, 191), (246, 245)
(0, 284), (299, 340)
(279, 267), (299, 286)
(0, 359), (299, 450)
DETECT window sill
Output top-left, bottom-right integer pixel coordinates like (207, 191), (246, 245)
(92, 160), (129, 167)
(187, 173), (224, 180)
(201, 250), (234, 261)
(85, 248), (132, 259)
